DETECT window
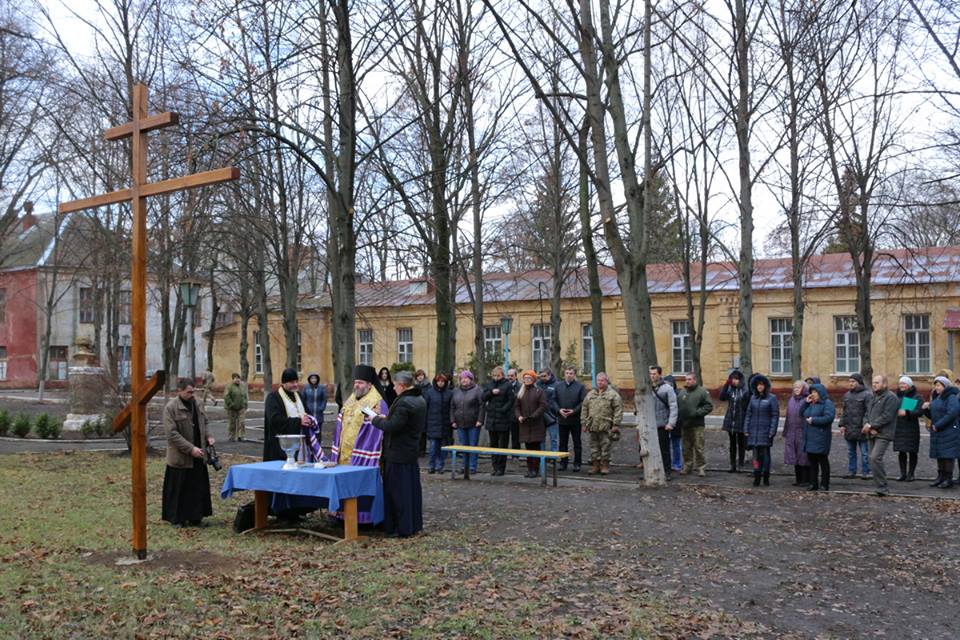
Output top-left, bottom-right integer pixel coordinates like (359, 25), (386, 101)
(0, 288), (6, 323)
(671, 320), (692, 375)
(358, 329), (373, 366)
(118, 290), (131, 325)
(581, 324), (594, 376)
(215, 311), (232, 327)
(397, 328), (413, 364)
(769, 318), (793, 375)
(483, 326), (503, 359)
(296, 329), (302, 373)
(532, 324), (552, 373)
(48, 346), (69, 381)
(79, 287), (95, 324)
(254, 330), (263, 375)
(834, 316), (860, 374)
(0, 346), (7, 380)
(904, 314), (931, 374)
(116, 345), (131, 383)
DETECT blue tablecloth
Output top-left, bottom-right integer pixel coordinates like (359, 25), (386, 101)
(220, 461), (384, 524)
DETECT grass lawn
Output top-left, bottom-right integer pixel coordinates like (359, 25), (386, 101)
(0, 451), (762, 639)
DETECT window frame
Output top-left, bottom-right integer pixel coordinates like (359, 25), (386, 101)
(47, 345), (69, 381)
(0, 345), (7, 380)
(358, 329), (373, 366)
(834, 315), (860, 375)
(671, 319), (692, 375)
(0, 288), (6, 324)
(396, 328), (413, 364)
(483, 325), (503, 359)
(904, 313), (931, 375)
(531, 323), (552, 373)
(253, 330), (263, 375)
(78, 287), (95, 324)
(581, 323), (594, 376)
(769, 317), (793, 376)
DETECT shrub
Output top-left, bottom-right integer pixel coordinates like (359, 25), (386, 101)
(12, 413), (32, 438)
(0, 410), (10, 436)
(80, 420), (96, 437)
(34, 414), (61, 439)
(389, 361), (416, 375)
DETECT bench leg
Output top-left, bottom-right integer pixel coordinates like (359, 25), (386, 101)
(553, 459), (558, 487)
(451, 452), (456, 481)
(540, 458), (546, 486)
(464, 454), (471, 481)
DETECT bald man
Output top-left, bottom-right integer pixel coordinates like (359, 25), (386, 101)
(863, 374), (899, 496)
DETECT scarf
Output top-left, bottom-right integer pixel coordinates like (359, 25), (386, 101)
(279, 388), (325, 463)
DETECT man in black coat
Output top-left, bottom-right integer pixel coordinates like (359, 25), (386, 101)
(263, 368), (312, 462)
(555, 366), (587, 472)
(371, 370), (426, 537)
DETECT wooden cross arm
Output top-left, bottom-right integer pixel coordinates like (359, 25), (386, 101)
(58, 167), (240, 214)
(105, 112), (180, 140)
(112, 370), (167, 433)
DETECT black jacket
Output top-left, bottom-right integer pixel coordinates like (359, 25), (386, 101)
(554, 379), (587, 426)
(483, 378), (515, 432)
(263, 389), (303, 462)
(372, 386), (426, 465)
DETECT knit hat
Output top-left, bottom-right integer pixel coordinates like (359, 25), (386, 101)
(521, 369), (537, 382)
(849, 373), (864, 385)
(934, 375), (952, 388)
(459, 370), (475, 381)
(899, 375), (914, 387)
(281, 368), (299, 383)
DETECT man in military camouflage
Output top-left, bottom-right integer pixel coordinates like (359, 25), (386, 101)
(581, 372), (623, 475)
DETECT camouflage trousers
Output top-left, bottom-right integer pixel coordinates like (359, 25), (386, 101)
(589, 430), (612, 463)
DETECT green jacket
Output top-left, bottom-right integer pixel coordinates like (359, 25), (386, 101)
(677, 384), (713, 428)
(582, 387), (624, 433)
(223, 382), (248, 412)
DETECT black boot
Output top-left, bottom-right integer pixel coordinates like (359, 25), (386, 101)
(930, 473), (945, 488)
(729, 449), (737, 473)
(753, 471), (761, 486)
(896, 453), (907, 482)
(907, 453), (917, 481)
(763, 473), (770, 487)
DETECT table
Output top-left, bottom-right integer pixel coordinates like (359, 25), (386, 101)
(220, 461), (383, 543)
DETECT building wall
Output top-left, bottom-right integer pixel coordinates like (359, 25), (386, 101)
(209, 282), (960, 394)
(0, 269), (39, 387)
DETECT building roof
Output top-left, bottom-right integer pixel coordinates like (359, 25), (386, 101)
(301, 245), (960, 310)
(0, 213), (59, 270)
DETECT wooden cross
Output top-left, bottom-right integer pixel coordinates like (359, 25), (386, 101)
(59, 84), (239, 560)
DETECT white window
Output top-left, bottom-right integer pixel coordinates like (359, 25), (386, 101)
(0, 346), (7, 380)
(483, 325), (503, 358)
(904, 314), (931, 374)
(116, 345), (131, 383)
(581, 324), (594, 376)
(671, 320), (692, 375)
(48, 346), (69, 381)
(118, 290), (131, 325)
(358, 329), (373, 366)
(397, 328), (413, 364)
(79, 287), (95, 324)
(296, 329), (302, 373)
(532, 324), (552, 373)
(254, 330), (263, 375)
(834, 316), (860, 374)
(769, 318), (793, 375)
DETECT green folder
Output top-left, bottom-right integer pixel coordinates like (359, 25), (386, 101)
(900, 396), (919, 412)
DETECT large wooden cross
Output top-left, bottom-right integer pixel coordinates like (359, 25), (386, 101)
(59, 83), (239, 560)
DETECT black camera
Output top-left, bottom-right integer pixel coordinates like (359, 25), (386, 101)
(206, 444), (222, 471)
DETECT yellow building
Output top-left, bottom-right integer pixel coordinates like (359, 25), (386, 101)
(210, 246), (960, 393)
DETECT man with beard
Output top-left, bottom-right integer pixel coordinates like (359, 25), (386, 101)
(331, 364), (389, 524)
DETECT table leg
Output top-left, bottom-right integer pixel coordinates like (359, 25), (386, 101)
(254, 490), (269, 530)
(342, 497), (359, 542)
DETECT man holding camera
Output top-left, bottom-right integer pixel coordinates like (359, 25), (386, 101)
(161, 378), (215, 528)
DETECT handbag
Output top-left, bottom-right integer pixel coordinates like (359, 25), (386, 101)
(233, 501), (256, 533)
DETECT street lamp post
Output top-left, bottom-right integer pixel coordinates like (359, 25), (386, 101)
(500, 315), (513, 371)
(179, 279), (201, 383)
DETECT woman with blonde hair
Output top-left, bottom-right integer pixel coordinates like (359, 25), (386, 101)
(515, 370), (547, 478)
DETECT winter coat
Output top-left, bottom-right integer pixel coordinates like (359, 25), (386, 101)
(582, 387), (624, 433)
(371, 386), (426, 465)
(301, 380), (328, 422)
(925, 386), (960, 459)
(652, 380), (678, 429)
(802, 383), (836, 455)
(719, 373), (750, 434)
(555, 379), (587, 426)
(515, 384), (547, 443)
(677, 384), (713, 429)
(482, 378), (515, 432)
(744, 375), (780, 448)
(840, 384), (871, 442)
(163, 396), (209, 469)
(893, 387), (923, 453)
(223, 382), (248, 413)
(536, 375), (560, 425)
(450, 383), (485, 430)
(783, 388), (809, 466)
(864, 388), (899, 441)
(423, 383), (453, 440)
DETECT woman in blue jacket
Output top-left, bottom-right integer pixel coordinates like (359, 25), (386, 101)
(802, 383), (836, 491)
(923, 376), (960, 489)
(423, 374), (453, 473)
(744, 374), (779, 486)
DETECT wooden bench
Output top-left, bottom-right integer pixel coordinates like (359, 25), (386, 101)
(441, 445), (570, 487)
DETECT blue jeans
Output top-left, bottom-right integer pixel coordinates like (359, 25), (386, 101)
(458, 426), (480, 471)
(546, 423), (559, 452)
(428, 438), (446, 472)
(670, 433), (683, 471)
(847, 439), (870, 475)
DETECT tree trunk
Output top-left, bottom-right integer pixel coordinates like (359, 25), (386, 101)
(578, 123), (606, 376)
(734, 0), (754, 379)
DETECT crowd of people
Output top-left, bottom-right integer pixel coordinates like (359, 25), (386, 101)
(159, 361), (960, 533)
